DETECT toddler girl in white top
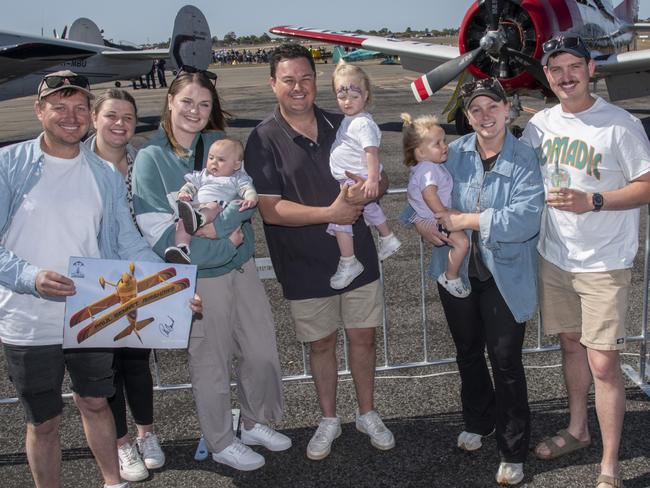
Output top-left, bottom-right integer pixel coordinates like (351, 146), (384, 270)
(328, 61), (401, 289)
(403, 113), (470, 298)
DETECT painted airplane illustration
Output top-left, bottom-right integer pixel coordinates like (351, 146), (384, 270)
(270, 0), (650, 131)
(69, 262), (189, 344)
(0, 4), (212, 101)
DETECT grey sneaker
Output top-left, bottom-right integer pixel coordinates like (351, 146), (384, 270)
(117, 441), (148, 482)
(306, 417), (342, 460)
(330, 257), (364, 290)
(136, 432), (165, 470)
(355, 410), (395, 450)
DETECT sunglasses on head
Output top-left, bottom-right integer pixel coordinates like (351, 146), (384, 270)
(542, 35), (589, 55)
(42, 74), (90, 90)
(175, 65), (218, 85)
(460, 78), (504, 98)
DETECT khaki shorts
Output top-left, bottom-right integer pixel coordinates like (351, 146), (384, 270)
(290, 280), (383, 343)
(539, 258), (630, 351)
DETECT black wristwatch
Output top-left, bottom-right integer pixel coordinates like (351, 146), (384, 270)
(592, 192), (604, 212)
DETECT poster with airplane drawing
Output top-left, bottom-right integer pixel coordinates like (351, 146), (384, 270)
(63, 257), (197, 349)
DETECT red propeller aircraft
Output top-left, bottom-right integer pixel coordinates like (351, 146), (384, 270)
(270, 0), (650, 131)
(69, 263), (190, 344)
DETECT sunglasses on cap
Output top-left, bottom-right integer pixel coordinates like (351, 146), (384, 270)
(542, 35), (590, 57)
(175, 65), (217, 85)
(459, 78), (506, 98)
(42, 74), (90, 90)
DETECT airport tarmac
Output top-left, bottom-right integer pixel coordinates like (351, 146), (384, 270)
(0, 63), (649, 487)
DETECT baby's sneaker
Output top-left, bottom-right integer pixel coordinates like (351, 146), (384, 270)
(164, 244), (191, 264)
(377, 233), (402, 261)
(178, 200), (205, 234)
(330, 256), (364, 290)
(437, 272), (471, 298)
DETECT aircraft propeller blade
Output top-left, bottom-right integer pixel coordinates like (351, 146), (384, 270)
(485, 0), (500, 31)
(411, 47), (482, 102)
(503, 47), (549, 89)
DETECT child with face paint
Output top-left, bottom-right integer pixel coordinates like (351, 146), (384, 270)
(327, 61), (401, 290)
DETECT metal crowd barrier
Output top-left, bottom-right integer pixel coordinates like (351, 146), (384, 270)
(0, 192), (648, 405)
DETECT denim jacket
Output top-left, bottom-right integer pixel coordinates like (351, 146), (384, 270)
(0, 134), (160, 297)
(402, 130), (544, 322)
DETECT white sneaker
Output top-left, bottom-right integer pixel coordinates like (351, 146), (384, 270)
(496, 462), (524, 485)
(355, 410), (395, 450)
(117, 442), (148, 482)
(212, 438), (265, 471)
(241, 423), (292, 451)
(306, 417), (342, 460)
(330, 257), (364, 290)
(377, 233), (402, 261)
(437, 272), (471, 298)
(457, 430), (491, 451)
(137, 432), (165, 469)
(104, 483), (130, 488)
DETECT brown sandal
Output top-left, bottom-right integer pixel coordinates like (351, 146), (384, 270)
(534, 429), (591, 460)
(596, 474), (623, 488)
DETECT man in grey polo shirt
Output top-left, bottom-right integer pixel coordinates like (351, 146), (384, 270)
(245, 44), (395, 460)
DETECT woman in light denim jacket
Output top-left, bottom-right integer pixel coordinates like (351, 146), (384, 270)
(403, 79), (544, 485)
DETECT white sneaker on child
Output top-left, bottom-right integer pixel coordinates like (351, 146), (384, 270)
(178, 200), (204, 234)
(377, 233), (402, 261)
(437, 272), (471, 298)
(330, 257), (364, 290)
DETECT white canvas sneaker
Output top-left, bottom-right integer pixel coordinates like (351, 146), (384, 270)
(330, 257), (364, 289)
(212, 438), (265, 471)
(136, 432), (165, 469)
(241, 423), (292, 451)
(355, 410), (395, 450)
(117, 442), (148, 482)
(306, 417), (342, 460)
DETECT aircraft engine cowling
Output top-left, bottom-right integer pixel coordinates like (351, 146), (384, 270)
(458, 0), (569, 93)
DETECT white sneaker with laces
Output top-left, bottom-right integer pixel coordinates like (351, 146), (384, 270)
(117, 441), (148, 482)
(330, 257), (364, 290)
(355, 410), (395, 450)
(306, 417), (342, 460)
(241, 423), (292, 451)
(437, 272), (471, 298)
(137, 432), (165, 469)
(212, 437), (265, 471)
(377, 233), (402, 261)
(495, 462), (524, 485)
(104, 483), (130, 488)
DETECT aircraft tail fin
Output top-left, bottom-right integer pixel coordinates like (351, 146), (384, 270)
(614, 0), (639, 22)
(169, 5), (212, 70)
(67, 18), (104, 45)
(332, 46), (345, 64)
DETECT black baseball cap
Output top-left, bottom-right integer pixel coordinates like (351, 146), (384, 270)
(460, 78), (508, 109)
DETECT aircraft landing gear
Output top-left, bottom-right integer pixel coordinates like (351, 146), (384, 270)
(114, 81), (121, 87)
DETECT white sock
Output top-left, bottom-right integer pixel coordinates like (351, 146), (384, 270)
(340, 255), (356, 263)
(379, 233), (394, 241)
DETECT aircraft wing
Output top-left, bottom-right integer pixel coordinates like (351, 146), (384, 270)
(595, 48), (650, 101)
(269, 26), (459, 73)
(0, 42), (95, 83)
(595, 48), (650, 74)
(100, 47), (168, 60)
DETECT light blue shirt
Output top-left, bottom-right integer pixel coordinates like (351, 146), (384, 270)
(0, 134), (160, 297)
(402, 130), (544, 323)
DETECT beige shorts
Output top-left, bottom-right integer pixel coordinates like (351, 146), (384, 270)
(539, 257), (630, 351)
(289, 280), (383, 343)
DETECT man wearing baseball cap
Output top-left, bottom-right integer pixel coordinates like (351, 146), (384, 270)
(0, 71), (161, 488)
(521, 35), (650, 488)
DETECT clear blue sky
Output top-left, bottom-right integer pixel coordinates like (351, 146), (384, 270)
(5, 0), (650, 45)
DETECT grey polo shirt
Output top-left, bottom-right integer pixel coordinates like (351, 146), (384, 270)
(245, 105), (380, 300)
